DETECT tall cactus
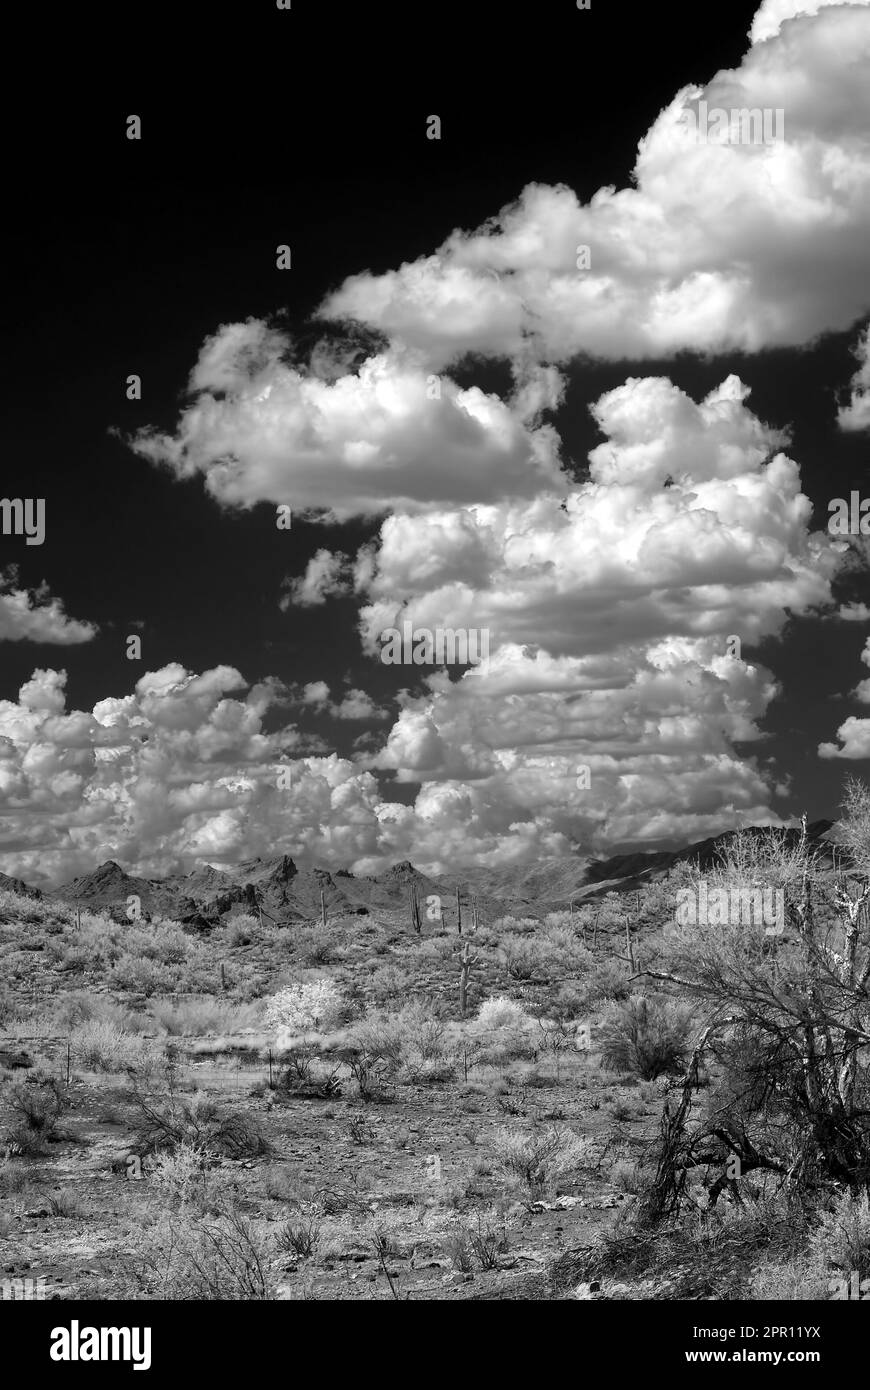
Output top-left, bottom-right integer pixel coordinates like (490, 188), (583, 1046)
(625, 918), (636, 976)
(459, 940), (480, 1018)
(409, 885), (422, 933)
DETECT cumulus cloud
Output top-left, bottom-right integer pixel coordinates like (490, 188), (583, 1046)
(837, 324), (870, 431)
(358, 376), (841, 661)
(321, 2), (870, 367)
(818, 637), (870, 756)
(91, 370), (855, 876)
(854, 636), (870, 702)
(0, 386), (839, 888)
(129, 320), (566, 518)
(0, 569), (97, 645)
(750, 0), (854, 44)
(348, 373), (844, 849)
(76, 0), (866, 874)
(300, 680), (389, 721)
(281, 550), (353, 608)
(836, 601), (870, 620)
(0, 663), (388, 886)
(0, 660), (577, 885)
(819, 720), (870, 757)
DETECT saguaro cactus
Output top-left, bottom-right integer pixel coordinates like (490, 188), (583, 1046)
(625, 919), (636, 976)
(458, 941), (480, 1018)
(409, 885), (422, 933)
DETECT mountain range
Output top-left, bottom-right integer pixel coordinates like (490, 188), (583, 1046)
(0, 820), (842, 928)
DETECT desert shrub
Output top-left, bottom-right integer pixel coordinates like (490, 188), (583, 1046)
(46, 1189), (87, 1219)
(445, 1230), (474, 1272)
(267, 979), (344, 1034)
(341, 1049), (395, 1103)
(543, 910), (574, 931)
(128, 1082), (270, 1160)
(369, 964), (415, 1007)
(597, 995), (691, 1080)
(498, 934), (554, 981)
(538, 925), (593, 972)
(128, 1198), (275, 1299)
(109, 955), (181, 996)
(2, 1071), (69, 1154)
(276, 1205), (322, 1259)
(277, 1052), (342, 1100)
(0, 985), (23, 1026)
(150, 1141), (211, 1206)
(124, 922), (199, 966)
(490, 915), (540, 936)
(491, 1124), (589, 1200)
(344, 1011), (406, 1068)
(71, 1020), (163, 1074)
(581, 958), (632, 1005)
(52, 944), (93, 974)
(808, 1190), (870, 1280)
(749, 1256), (831, 1300)
(221, 914), (259, 947)
(466, 1210), (510, 1269)
(394, 1001), (452, 1081)
(474, 1025), (539, 1067)
(611, 1159), (644, 1193)
(52, 991), (143, 1032)
(148, 997), (263, 1036)
(476, 995), (530, 1030)
(610, 1098), (641, 1123)
(0, 888), (52, 927)
(296, 927), (341, 966)
(0, 1160), (29, 1193)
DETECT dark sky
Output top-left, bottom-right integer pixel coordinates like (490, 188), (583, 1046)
(2, 0), (868, 866)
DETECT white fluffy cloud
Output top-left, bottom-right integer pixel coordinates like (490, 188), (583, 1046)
(0, 664), (392, 885)
(67, 0), (867, 877)
(0, 569), (97, 645)
(130, 322), (566, 518)
(0, 356), (851, 888)
(359, 375), (839, 660)
(750, 0), (853, 44)
(281, 549), (353, 608)
(819, 636), (870, 757)
(837, 324), (870, 431)
(300, 680), (389, 721)
(353, 374), (845, 848)
(819, 717), (870, 758)
(321, 2), (870, 367)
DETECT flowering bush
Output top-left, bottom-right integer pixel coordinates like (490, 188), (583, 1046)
(266, 979), (344, 1035)
(476, 996), (531, 1030)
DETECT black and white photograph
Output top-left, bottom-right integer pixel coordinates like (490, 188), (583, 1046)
(2, 0), (870, 1351)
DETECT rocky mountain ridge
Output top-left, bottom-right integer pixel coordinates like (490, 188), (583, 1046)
(0, 820), (841, 927)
